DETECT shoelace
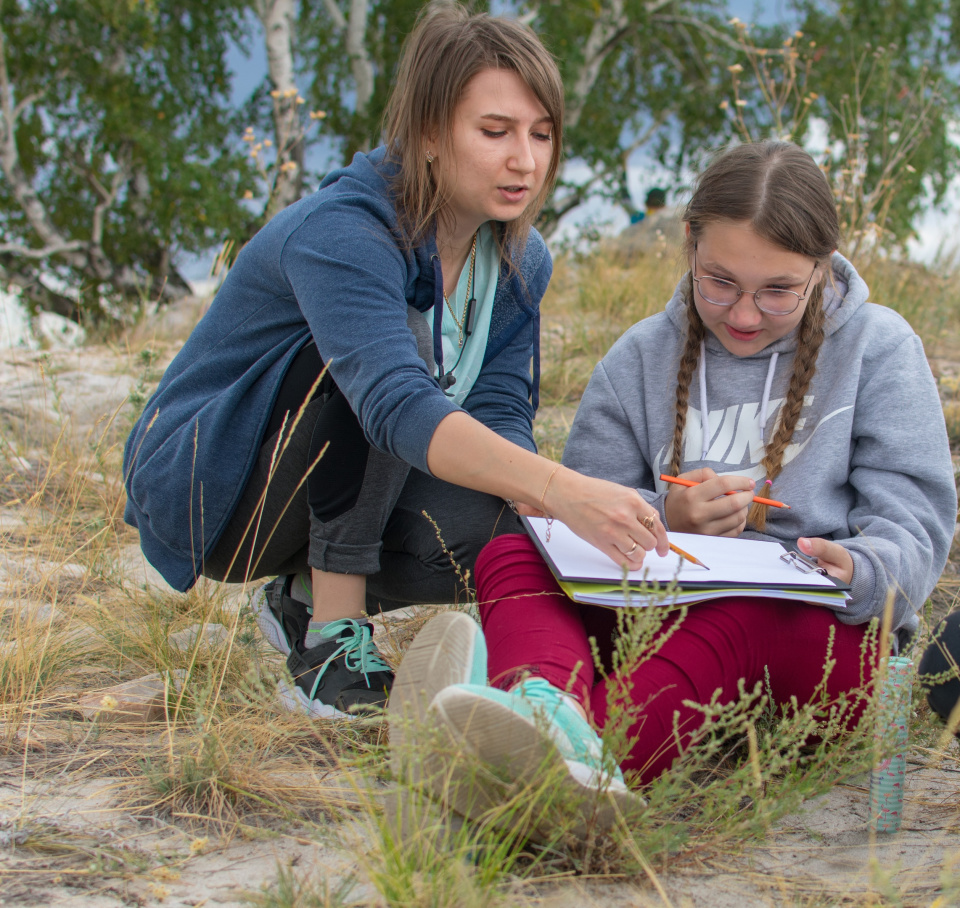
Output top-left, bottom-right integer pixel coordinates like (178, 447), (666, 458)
(307, 620), (391, 700)
(516, 678), (603, 763)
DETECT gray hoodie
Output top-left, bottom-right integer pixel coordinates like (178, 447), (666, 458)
(563, 253), (957, 637)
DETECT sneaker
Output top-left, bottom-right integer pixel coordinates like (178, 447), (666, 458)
(428, 677), (643, 836)
(386, 611), (488, 842)
(388, 611), (488, 755)
(250, 575), (311, 656)
(278, 618), (394, 719)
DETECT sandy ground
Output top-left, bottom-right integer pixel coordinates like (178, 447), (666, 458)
(2, 318), (959, 907)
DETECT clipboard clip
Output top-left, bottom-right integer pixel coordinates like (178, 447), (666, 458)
(780, 549), (827, 575)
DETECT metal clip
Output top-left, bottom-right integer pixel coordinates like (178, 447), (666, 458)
(780, 549), (827, 575)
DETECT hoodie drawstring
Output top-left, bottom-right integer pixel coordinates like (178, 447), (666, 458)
(698, 344), (780, 460)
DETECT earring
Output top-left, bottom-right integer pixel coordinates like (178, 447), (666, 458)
(426, 151), (434, 164)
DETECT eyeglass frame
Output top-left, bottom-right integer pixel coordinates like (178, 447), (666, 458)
(691, 245), (820, 316)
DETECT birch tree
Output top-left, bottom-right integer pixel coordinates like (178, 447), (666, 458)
(0, 0), (253, 321)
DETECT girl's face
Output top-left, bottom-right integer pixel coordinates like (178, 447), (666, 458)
(429, 68), (554, 239)
(690, 220), (823, 357)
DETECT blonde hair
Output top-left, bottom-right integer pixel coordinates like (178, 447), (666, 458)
(382, 3), (564, 266)
(669, 141), (839, 532)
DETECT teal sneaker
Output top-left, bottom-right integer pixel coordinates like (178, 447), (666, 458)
(386, 611), (487, 841)
(279, 618), (393, 719)
(388, 611), (488, 748)
(427, 677), (643, 837)
(250, 574), (312, 656)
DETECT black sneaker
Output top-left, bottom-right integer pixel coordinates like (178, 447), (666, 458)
(279, 618), (394, 719)
(250, 576), (311, 656)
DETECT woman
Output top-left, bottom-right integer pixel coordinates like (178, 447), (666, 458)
(391, 141), (957, 827)
(123, 5), (667, 719)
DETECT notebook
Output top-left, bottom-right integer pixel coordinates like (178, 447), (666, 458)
(521, 516), (851, 610)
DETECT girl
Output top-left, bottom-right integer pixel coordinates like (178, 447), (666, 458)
(122, 5), (666, 719)
(391, 140), (957, 821)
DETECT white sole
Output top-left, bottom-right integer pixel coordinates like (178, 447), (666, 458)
(386, 611), (486, 840)
(388, 611), (486, 756)
(276, 677), (354, 720)
(250, 584), (292, 656)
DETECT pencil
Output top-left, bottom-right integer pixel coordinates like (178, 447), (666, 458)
(659, 473), (791, 509)
(669, 542), (709, 570)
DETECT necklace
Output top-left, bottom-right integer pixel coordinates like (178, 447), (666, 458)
(443, 231), (478, 346)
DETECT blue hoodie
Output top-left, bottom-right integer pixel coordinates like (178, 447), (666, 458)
(123, 147), (551, 591)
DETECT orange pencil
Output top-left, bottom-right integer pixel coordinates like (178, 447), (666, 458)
(668, 541), (709, 569)
(659, 473), (791, 509)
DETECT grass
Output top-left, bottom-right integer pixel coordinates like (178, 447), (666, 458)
(0, 244), (958, 905)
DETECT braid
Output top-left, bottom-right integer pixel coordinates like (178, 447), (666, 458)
(748, 282), (827, 531)
(670, 272), (705, 477)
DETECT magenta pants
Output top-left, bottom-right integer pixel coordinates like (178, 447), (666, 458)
(475, 534), (876, 786)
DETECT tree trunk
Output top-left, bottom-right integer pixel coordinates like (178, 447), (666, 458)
(256, 0), (306, 221)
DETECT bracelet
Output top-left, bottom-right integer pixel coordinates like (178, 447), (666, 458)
(538, 464), (563, 513)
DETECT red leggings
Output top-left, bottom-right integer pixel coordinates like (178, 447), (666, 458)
(475, 534), (876, 786)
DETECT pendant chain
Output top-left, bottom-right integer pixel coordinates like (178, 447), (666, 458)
(443, 231), (478, 347)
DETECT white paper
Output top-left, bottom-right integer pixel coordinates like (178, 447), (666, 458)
(526, 517), (838, 589)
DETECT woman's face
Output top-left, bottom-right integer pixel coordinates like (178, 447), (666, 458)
(690, 220), (823, 357)
(429, 68), (554, 240)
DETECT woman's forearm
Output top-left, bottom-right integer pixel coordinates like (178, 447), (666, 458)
(426, 411), (669, 567)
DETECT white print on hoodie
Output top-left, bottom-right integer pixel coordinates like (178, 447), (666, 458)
(652, 399), (854, 484)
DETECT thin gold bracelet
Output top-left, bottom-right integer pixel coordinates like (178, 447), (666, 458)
(539, 464), (562, 541)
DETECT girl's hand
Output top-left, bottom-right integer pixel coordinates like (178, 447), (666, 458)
(797, 536), (854, 585)
(664, 467), (755, 537)
(546, 468), (669, 571)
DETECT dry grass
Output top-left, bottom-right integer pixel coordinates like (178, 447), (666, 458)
(0, 241), (958, 905)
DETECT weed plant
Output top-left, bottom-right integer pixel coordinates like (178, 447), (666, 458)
(0, 250), (958, 902)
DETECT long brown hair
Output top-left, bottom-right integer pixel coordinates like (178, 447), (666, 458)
(382, 4), (564, 265)
(669, 141), (839, 531)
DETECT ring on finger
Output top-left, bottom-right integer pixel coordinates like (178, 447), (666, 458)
(624, 541), (639, 556)
(641, 514), (656, 531)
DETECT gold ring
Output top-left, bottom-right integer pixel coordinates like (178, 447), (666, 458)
(624, 541), (639, 556)
(641, 515), (657, 531)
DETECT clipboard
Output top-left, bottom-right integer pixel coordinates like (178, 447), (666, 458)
(521, 516), (851, 593)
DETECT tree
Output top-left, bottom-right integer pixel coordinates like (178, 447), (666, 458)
(518, 0), (740, 236)
(0, 0), (254, 322)
(716, 0), (960, 252)
(298, 0), (466, 165)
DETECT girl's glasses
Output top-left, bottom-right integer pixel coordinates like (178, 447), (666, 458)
(692, 247), (818, 316)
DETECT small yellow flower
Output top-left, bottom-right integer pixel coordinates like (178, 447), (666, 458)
(727, 63), (744, 73)
(263, 139), (273, 147)
(296, 95), (306, 105)
(270, 89), (281, 99)
(310, 110), (327, 120)
(719, 100), (730, 110)
(735, 99), (748, 107)
(243, 190), (254, 200)
(189, 837), (208, 855)
(100, 695), (118, 711)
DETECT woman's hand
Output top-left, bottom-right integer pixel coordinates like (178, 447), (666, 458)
(545, 467), (669, 572)
(664, 467), (755, 537)
(797, 536), (854, 585)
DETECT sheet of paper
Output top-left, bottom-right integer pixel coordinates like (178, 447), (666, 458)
(525, 516), (839, 589)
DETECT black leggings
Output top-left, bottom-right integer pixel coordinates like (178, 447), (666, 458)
(204, 329), (521, 612)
